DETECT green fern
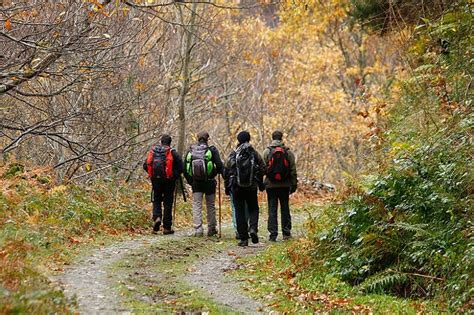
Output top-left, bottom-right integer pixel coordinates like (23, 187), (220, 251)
(360, 270), (408, 293)
(388, 222), (431, 236)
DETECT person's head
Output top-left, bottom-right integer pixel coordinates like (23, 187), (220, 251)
(272, 130), (283, 141)
(237, 131), (251, 144)
(160, 134), (172, 146)
(197, 131), (210, 143)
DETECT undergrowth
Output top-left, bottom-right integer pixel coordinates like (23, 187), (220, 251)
(0, 162), (151, 313)
(313, 3), (473, 310)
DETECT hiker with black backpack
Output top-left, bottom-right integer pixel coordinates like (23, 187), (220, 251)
(184, 131), (223, 237)
(223, 166), (250, 240)
(263, 130), (297, 242)
(143, 134), (184, 235)
(226, 131), (265, 247)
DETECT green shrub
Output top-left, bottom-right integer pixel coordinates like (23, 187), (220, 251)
(309, 3), (473, 310)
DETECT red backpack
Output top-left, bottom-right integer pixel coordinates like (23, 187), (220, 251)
(267, 146), (290, 182)
(145, 145), (174, 179)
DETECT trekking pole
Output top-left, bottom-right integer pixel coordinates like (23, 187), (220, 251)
(179, 175), (187, 202)
(173, 180), (178, 224)
(218, 174), (222, 238)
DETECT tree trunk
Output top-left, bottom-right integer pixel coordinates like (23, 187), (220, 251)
(177, 1), (198, 156)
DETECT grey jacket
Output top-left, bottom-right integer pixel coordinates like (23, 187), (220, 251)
(263, 140), (297, 189)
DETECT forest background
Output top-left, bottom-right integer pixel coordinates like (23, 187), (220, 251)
(0, 0), (472, 313)
(1, 0), (401, 183)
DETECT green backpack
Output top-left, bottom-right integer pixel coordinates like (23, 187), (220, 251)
(186, 144), (214, 181)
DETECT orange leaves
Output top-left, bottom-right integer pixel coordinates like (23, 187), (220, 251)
(5, 19), (12, 30)
(134, 81), (146, 92)
(68, 237), (82, 244)
(357, 110), (369, 118)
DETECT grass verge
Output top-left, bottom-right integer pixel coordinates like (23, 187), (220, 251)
(0, 163), (155, 313)
(231, 204), (445, 314)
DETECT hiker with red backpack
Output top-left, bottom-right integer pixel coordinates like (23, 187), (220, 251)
(184, 131), (223, 237)
(263, 130), (297, 242)
(143, 134), (184, 235)
(225, 131), (266, 247)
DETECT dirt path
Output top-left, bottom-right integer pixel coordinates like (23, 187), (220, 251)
(55, 230), (268, 314)
(182, 213), (308, 313)
(55, 214), (307, 314)
(55, 232), (185, 313)
(185, 242), (267, 314)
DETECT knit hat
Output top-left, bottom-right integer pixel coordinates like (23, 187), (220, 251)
(237, 131), (251, 144)
(197, 131), (210, 142)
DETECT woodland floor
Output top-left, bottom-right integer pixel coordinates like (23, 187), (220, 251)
(53, 213), (309, 314)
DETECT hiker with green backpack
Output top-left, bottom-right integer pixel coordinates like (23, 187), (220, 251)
(184, 131), (223, 237)
(225, 131), (266, 247)
(263, 130), (297, 242)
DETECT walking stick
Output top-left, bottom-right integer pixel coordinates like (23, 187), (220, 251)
(173, 180), (178, 224)
(179, 175), (187, 202)
(218, 174), (222, 238)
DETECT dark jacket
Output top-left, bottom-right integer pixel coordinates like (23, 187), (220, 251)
(184, 141), (223, 193)
(143, 145), (184, 181)
(225, 143), (265, 192)
(263, 140), (297, 189)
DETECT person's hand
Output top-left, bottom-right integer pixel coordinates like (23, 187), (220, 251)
(290, 185), (297, 194)
(225, 187), (231, 196)
(258, 182), (265, 192)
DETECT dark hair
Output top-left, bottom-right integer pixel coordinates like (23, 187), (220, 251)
(197, 131), (210, 143)
(272, 130), (283, 140)
(237, 131), (251, 144)
(160, 134), (172, 146)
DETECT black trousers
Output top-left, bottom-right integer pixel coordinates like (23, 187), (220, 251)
(267, 187), (291, 238)
(234, 187), (259, 241)
(151, 179), (176, 229)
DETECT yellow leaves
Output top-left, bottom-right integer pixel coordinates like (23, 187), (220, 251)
(138, 56), (146, 67)
(50, 185), (68, 195)
(134, 81), (146, 92)
(242, 51), (263, 65)
(345, 66), (360, 77)
(242, 51), (252, 62)
(27, 212), (41, 226)
(84, 163), (92, 172)
(389, 141), (417, 157)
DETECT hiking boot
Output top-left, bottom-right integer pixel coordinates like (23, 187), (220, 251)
(237, 239), (248, 247)
(282, 234), (292, 241)
(207, 227), (218, 237)
(163, 228), (175, 235)
(249, 231), (259, 244)
(152, 217), (161, 233)
(269, 236), (277, 242)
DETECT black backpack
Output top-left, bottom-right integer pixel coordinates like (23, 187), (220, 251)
(266, 146), (290, 182)
(235, 143), (256, 188)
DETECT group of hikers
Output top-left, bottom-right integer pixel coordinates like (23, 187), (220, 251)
(143, 130), (297, 246)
